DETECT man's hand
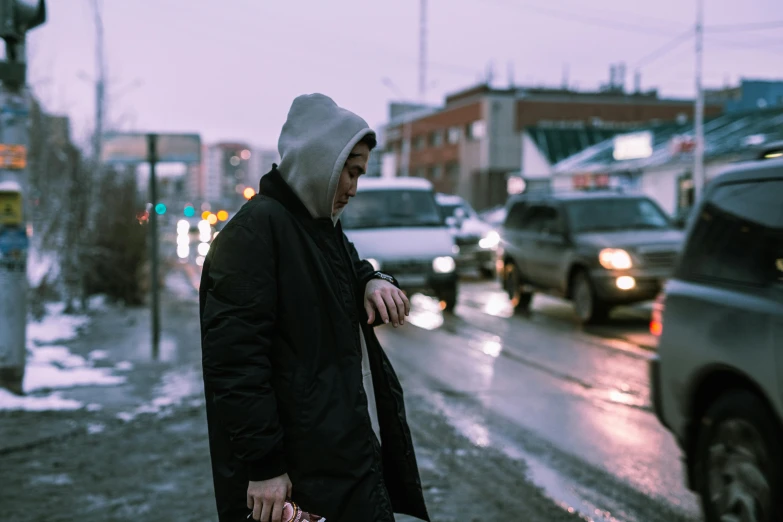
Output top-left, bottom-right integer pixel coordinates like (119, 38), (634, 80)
(247, 473), (292, 522)
(364, 279), (410, 327)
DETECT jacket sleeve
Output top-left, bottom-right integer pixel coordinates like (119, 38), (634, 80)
(343, 233), (401, 328)
(343, 233), (399, 290)
(201, 222), (286, 482)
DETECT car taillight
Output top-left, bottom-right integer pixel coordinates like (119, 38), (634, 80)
(650, 292), (665, 336)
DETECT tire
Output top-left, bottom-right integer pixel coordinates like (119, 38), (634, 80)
(571, 270), (610, 325)
(440, 288), (458, 313)
(694, 390), (783, 522)
(504, 263), (533, 314)
(479, 267), (495, 280)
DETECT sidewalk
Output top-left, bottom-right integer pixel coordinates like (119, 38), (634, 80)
(0, 269), (203, 453)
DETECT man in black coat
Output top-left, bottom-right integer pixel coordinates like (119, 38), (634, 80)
(200, 93), (430, 522)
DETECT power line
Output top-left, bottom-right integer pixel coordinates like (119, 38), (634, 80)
(493, 0), (679, 36)
(705, 20), (783, 32)
(633, 30), (694, 69)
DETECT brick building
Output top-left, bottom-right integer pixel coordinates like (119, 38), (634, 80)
(384, 83), (723, 210)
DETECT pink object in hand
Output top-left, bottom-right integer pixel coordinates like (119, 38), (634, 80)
(282, 501), (325, 522)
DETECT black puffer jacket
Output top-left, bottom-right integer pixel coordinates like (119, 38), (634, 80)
(199, 165), (430, 521)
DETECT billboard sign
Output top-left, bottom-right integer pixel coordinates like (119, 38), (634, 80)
(101, 133), (202, 164)
(613, 131), (653, 161)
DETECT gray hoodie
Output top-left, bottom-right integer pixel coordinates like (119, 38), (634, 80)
(277, 93), (375, 225)
(276, 94), (382, 441)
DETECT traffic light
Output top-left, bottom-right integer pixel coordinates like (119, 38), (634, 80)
(183, 204), (195, 217)
(0, 0), (46, 42)
(0, 0), (46, 86)
(155, 203), (167, 215)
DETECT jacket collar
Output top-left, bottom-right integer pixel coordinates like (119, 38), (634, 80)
(259, 164), (335, 228)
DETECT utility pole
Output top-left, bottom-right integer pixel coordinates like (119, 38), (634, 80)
(693, 0), (706, 203)
(147, 134), (160, 359)
(92, 0), (105, 165)
(418, 0), (427, 103)
(0, 0), (47, 393)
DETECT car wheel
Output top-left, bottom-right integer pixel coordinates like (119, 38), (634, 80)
(694, 390), (782, 522)
(440, 287), (458, 313)
(479, 267), (495, 280)
(571, 270), (609, 324)
(504, 263), (533, 313)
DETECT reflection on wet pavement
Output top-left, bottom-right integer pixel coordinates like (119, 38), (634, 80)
(406, 293), (444, 330)
(378, 306), (702, 520)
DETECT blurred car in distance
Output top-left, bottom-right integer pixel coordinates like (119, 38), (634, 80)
(435, 193), (498, 279)
(342, 177), (460, 312)
(498, 188), (684, 324)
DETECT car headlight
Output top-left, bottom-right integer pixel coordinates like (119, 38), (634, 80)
(599, 248), (633, 270)
(479, 230), (500, 250)
(367, 258), (381, 271)
(433, 256), (456, 273)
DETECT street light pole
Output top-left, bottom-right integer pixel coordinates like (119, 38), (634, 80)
(147, 134), (160, 360)
(693, 0), (706, 203)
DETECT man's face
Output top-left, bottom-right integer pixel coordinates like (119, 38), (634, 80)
(333, 141), (370, 215)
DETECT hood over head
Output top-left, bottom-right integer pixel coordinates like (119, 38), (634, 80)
(277, 93), (375, 225)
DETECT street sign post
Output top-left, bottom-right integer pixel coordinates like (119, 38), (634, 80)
(102, 132), (201, 360)
(0, 0), (45, 393)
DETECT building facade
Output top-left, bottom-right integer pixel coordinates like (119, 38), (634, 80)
(385, 83), (723, 210)
(551, 106), (783, 216)
(706, 78), (783, 113)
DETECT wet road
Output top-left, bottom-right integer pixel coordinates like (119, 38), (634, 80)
(0, 265), (701, 521)
(382, 281), (702, 521)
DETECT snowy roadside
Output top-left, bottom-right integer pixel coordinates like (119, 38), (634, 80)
(0, 297), (132, 412)
(1, 268), (204, 417)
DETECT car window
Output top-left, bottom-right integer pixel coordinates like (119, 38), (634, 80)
(679, 179), (783, 287)
(437, 200), (477, 220)
(504, 202), (527, 230)
(565, 198), (671, 233)
(341, 189), (444, 229)
(520, 205), (563, 235)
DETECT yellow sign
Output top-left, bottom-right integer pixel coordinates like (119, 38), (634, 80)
(0, 190), (22, 225)
(0, 144), (26, 169)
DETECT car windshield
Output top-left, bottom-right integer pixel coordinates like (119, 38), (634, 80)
(565, 198), (672, 233)
(341, 189), (445, 229)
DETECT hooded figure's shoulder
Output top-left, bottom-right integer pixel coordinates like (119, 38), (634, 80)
(227, 194), (296, 235)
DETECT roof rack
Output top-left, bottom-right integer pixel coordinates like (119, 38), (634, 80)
(519, 184), (627, 197)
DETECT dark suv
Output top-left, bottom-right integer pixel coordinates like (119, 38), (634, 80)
(498, 190), (684, 324)
(650, 157), (783, 521)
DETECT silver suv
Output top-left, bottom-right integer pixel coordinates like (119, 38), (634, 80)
(650, 157), (783, 521)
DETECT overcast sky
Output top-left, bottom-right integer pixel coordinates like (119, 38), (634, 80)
(27, 0), (783, 150)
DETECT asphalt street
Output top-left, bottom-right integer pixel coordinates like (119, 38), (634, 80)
(0, 267), (701, 521)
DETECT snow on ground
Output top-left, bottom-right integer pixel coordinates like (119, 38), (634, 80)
(0, 300), (127, 412)
(116, 366), (203, 422)
(0, 388), (83, 411)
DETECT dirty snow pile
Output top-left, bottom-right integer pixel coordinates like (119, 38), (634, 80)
(0, 299), (127, 412)
(116, 366), (204, 422)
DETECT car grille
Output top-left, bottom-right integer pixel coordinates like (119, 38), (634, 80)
(382, 259), (432, 274)
(639, 250), (678, 269)
(455, 234), (481, 247)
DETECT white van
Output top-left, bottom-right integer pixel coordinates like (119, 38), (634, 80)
(341, 177), (460, 311)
